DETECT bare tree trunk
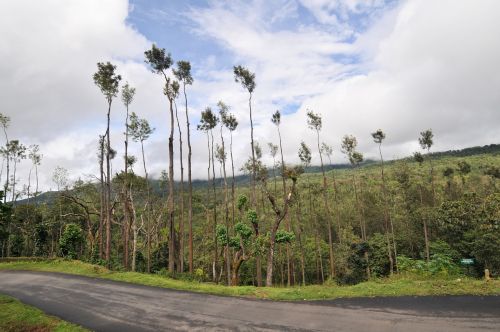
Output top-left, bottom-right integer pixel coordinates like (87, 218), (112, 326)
(230, 132), (236, 226)
(140, 140), (152, 273)
(276, 126), (292, 287)
(2, 126), (9, 204)
(168, 99), (175, 273)
(175, 101), (185, 273)
(209, 129), (218, 283)
(352, 173), (370, 279)
(129, 191), (137, 272)
(316, 131), (335, 279)
(247, 94), (261, 287)
(182, 82), (194, 274)
(265, 178), (297, 287)
(122, 102), (131, 270)
(220, 126), (231, 285)
(419, 186), (430, 262)
(99, 136), (105, 259)
(105, 100), (112, 266)
(378, 144), (394, 275)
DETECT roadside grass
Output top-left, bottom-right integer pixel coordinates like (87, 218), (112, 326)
(0, 259), (498, 301)
(0, 294), (88, 332)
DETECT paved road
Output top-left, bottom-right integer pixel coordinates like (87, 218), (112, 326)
(0, 271), (498, 331)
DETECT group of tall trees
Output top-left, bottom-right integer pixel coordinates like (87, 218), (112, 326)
(1, 44), (498, 286)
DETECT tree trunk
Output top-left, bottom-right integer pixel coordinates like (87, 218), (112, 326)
(175, 101), (185, 273)
(168, 98), (175, 273)
(99, 136), (105, 259)
(183, 83), (194, 274)
(220, 126), (231, 285)
(378, 144), (394, 275)
(122, 103), (130, 270)
(105, 100), (112, 266)
(266, 232), (276, 287)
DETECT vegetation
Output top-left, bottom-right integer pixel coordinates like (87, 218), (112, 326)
(0, 293), (87, 331)
(0, 45), (498, 291)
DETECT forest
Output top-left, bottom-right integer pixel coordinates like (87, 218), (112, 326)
(0, 44), (499, 288)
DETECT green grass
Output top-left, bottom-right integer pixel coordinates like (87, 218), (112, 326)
(1, 259), (499, 301)
(0, 294), (87, 332)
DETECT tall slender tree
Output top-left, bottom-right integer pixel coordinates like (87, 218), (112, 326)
(165, 79), (179, 272)
(0, 114), (10, 204)
(419, 129), (435, 204)
(173, 95), (185, 272)
(263, 166), (300, 286)
(371, 129), (396, 274)
(341, 134), (370, 278)
(121, 82), (135, 270)
(173, 60), (194, 273)
(6, 140), (26, 203)
(221, 108), (238, 227)
(234, 66), (262, 286)
(217, 101), (232, 285)
(271, 110), (293, 285)
(128, 112), (155, 271)
(321, 142), (342, 243)
(93, 61), (122, 265)
(27, 145), (41, 204)
(144, 44), (176, 272)
(307, 111), (335, 279)
(198, 107), (219, 281)
(233, 67), (257, 202)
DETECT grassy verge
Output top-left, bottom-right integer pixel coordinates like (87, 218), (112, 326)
(0, 259), (498, 301)
(0, 294), (88, 332)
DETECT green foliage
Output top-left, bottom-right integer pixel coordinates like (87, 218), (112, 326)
(397, 254), (461, 278)
(128, 112), (155, 143)
(271, 110), (281, 126)
(34, 223), (49, 257)
(93, 62), (121, 101)
(59, 224), (84, 259)
(233, 65), (255, 93)
(237, 194), (249, 212)
(367, 233), (390, 277)
(216, 224), (229, 246)
(197, 107), (219, 132)
(144, 44), (173, 74)
(234, 221), (252, 240)
(419, 129), (434, 150)
(298, 142), (311, 166)
(246, 209), (258, 225)
(306, 110), (322, 131)
(275, 230), (295, 244)
(173, 60), (193, 85)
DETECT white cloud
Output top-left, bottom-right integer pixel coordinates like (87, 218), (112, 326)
(2, 0), (500, 195)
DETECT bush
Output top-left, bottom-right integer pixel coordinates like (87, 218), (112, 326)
(59, 224), (84, 259)
(397, 254), (461, 278)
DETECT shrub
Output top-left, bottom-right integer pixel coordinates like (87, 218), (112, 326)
(59, 224), (84, 259)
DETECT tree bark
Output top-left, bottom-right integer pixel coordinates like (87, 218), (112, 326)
(182, 83), (194, 274)
(168, 98), (175, 273)
(174, 101), (185, 273)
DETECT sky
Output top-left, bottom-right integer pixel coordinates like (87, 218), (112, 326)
(1, 0), (499, 192)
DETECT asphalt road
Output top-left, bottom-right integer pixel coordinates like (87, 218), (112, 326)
(0, 271), (499, 331)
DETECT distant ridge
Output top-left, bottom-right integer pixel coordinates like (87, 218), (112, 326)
(13, 143), (499, 206)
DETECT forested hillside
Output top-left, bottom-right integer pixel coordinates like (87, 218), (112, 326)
(0, 51), (498, 288)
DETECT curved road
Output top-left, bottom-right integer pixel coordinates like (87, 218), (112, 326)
(0, 271), (499, 331)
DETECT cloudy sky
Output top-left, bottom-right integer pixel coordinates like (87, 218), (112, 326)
(1, 0), (499, 192)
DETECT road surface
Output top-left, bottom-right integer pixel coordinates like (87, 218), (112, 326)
(0, 271), (498, 331)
